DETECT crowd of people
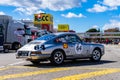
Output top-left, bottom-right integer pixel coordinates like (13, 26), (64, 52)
(84, 39), (120, 45)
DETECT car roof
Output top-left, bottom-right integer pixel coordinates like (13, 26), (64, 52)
(53, 32), (76, 36)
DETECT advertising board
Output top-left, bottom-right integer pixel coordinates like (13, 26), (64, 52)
(58, 24), (69, 32)
(34, 13), (53, 24)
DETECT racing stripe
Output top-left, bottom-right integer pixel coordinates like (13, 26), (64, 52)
(0, 67), (10, 71)
(53, 69), (120, 80)
(0, 67), (70, 80)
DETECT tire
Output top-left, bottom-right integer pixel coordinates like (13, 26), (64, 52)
(3, 48), (9, 53)
(50, 50), (64, 65)
(31, 61), (40, 65)
(90, 49), (101, 62)
(12, 43), (21, 50)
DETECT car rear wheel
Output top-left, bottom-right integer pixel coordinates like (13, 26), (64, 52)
(50, 50), (64, 65)
(3, 48), (9, 53)
(90, 49), (101, 62)
(12, 43), (21, 50)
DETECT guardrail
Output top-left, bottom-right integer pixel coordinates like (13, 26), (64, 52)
(77, 32), (120, 38)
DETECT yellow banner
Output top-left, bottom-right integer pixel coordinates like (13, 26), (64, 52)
(58, 24), (69, 32)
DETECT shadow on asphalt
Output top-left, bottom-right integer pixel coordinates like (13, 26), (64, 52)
(0, 50), (16, 54)
(24, 59), (117, 68)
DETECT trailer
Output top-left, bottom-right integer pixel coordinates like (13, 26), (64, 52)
(0, 15), (51, 53)
(0, 15), (32, 53)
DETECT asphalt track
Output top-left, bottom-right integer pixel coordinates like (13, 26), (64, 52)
(0, 45), (120, 80)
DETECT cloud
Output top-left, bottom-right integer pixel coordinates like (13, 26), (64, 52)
(103, 0), (120, 7)
(0, 11), (5, 15)
(87, 0), (120, 13)
(87, 4), (108, 12)
(0, 0), (86, 15)
(81, 0), (87, 2)
(92, 25), (99, 29)
(102, 20), (120, 30)
(40, 0), (81, 11)
(19, 18), (31, 21)
(15, 7), (44, 15)
(61, 12), (86, 18)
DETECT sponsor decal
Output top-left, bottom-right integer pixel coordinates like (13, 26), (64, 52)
(63, 43), (68, 49)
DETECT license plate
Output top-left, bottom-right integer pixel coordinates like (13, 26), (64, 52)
(18, 51), (29, 56)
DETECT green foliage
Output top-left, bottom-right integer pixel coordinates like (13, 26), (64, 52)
(86, 28), (99, 32)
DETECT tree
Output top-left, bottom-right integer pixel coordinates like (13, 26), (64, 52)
(86, 28), (99, 32)
(86, 28), (100, 42)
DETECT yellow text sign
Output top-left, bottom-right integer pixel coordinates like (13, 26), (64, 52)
(34, 13), (53, 24)
(58, 24), (69, 32)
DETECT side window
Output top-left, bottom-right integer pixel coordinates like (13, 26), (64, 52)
(55, 34), (82, 43)
(75, 35), (82, 42)
(66, 35), (82, 43)
(55, 36), (66, 43)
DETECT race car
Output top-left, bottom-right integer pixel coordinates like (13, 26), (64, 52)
(16, 32), (104, 65)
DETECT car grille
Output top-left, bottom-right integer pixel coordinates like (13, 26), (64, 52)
(18, 51), (29, 56)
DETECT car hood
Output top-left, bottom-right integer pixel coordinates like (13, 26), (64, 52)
(18, 40), (46, 51)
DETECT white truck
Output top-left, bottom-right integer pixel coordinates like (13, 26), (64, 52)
(0, 15), (50, 53)
(0, 15), (32, 53)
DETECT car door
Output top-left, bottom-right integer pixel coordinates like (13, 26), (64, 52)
(75, 41), (90, 57)
(54, 34), (77, 57)
(66, 34), (89, 58)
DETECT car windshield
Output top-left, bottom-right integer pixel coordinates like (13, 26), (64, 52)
(36, 34), (56, 41)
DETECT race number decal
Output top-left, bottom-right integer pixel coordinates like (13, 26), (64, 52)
(75, 43), (83, 54)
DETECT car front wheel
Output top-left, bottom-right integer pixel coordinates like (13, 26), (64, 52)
(50, 50), (64, 65)
(90, 49), (101, 62)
